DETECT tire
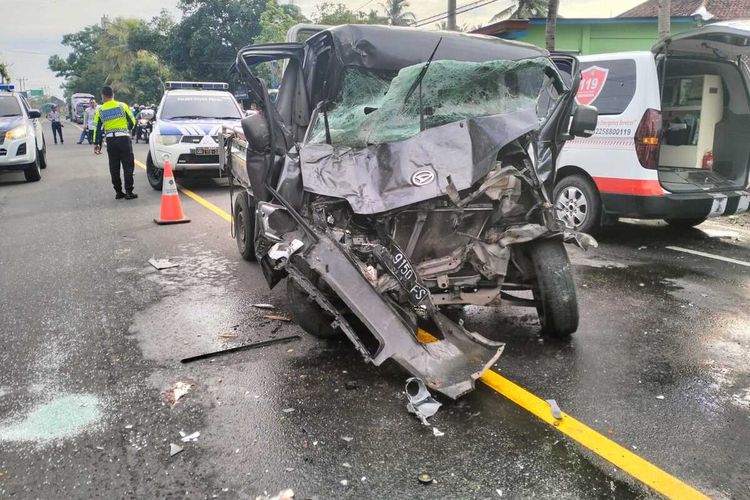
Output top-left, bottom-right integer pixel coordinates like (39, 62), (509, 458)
(38, 140), (47, 169)
(286, 279), (340, 339)
(146, 152), (163, 190)
(527, 239), (579, 338)
(24, 155), (41, 182)
(553, 174), (602, 235)
(664, 217), (707, 229)
(234, 192), (256, 261)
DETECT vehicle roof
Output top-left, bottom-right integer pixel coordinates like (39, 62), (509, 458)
(310, 24), (548, 72)
(164, 89), (233, 97)
(577, 51), (653, 62)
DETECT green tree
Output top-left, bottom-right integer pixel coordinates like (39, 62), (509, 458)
(125, 51), (170, 105)
(165, 0), (269, 81)
(257, 0), (308, 43)
(0, 62), (9, 83)
(491, 0), (548, 21)
(313, 3), (387, 25)
(98, 17), (147, 96)
(382, 0), (415, 26)
(48, 25), (107, 97)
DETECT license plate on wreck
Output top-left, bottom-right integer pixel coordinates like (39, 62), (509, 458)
(393, 252), (429, 305)
(195, 147), (218, 155)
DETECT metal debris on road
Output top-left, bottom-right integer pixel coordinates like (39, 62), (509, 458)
(546, 399), (563, 420)
(169, 443), (184, 457)
(148, 258), (180, 270)
(181, 431), (200, 442)
(180, 335), (301, 363)
(252, 303), (276, 310)
(417, 472), (433, 484)
(405, 377), (442, 426)
(432, 427), (445, 437)
(164, 381), (193, 406)
(263, 314), (291, 322)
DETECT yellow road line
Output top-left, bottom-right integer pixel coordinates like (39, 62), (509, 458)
(480, 370), (709, 499)
(125, 152), (709, 499)
(134, 159), (231, 222)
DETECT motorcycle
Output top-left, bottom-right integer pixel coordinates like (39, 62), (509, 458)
(221, 26), (598, 399)
(135, 109), (155, 144)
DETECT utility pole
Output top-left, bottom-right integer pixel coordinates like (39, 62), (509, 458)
(658, 0), (671, 41)
(447, 0), (456, 30)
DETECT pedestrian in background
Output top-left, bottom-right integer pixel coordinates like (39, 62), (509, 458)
(47, 105), (64, 145)
(92, 86), (137, 200)
(77, 99), (97, 145)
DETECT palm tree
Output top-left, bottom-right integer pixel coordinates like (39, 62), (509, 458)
(491, 0), (548, 21)
(545, 0), (559, 51)
(382, 0), (416, 26)
(0, 62), (9, 84)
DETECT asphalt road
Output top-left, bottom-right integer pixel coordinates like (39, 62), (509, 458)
(0, 123), (748, 499)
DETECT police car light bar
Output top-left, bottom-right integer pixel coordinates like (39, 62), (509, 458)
(0, 84), (15, 92)
(165, 81), (229, 91)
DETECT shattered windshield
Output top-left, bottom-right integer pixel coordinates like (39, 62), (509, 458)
(308, 57), (565, 147)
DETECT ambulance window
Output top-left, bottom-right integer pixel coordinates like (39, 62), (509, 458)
(577, 59), (636, 115)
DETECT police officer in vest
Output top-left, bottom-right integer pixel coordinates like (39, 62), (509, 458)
(93, 86), (138, 199)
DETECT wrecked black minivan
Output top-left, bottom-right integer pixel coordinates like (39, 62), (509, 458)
(221, 25), (597, 399)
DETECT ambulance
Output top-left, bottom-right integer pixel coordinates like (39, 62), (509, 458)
(555, 21), (750, 233)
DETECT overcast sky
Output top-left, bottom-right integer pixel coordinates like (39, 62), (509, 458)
(0, 0), (642, 97)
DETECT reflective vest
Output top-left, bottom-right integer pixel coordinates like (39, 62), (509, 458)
(92, 100), (135, 145)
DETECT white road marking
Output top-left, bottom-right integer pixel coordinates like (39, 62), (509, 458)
(666, 245), (750, 268)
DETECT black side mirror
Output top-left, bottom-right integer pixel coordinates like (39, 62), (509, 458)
(28, 109), (41, 119)
(240, 112), (270, 152)
(569, 105), (597, 138)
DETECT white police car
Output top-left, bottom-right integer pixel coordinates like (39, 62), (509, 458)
(146, 81), (244, 190)
(0, 84), (47, 182)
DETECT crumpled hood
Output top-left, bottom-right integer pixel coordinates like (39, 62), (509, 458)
(0, 116), (23, 133)
(158, 119), (240, 136)
(299, 108), (539, 215)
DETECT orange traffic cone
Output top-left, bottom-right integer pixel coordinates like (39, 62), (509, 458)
(154, 160), (190, 225)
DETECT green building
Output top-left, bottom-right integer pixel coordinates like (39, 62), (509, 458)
(472, 0), (746, 54)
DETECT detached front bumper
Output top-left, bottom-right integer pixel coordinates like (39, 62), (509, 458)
(0, 137), (34, 170)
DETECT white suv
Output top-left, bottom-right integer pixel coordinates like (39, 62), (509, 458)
(146, 81), (244, 190)
(0, 84), (47, 182)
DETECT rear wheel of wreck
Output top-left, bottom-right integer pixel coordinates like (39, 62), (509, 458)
(528, 239), (579, 338)
(286, 279), (340, 339)
(234, 192), (256, 261)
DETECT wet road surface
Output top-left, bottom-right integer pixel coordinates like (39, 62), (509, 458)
(0, 123), (748, 498)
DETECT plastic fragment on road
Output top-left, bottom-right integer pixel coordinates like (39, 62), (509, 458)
(252, 303), (276, 310)
(405, 377), (442, 426)
(341, 436), (353, 442)
(282, 408), (295, 413)
(340, 480), (349, 486)
(263, 314), (291, 322)
(432, 427), (445, 437)
(181, 431), (200, 442)
(255, 489), (294, 500)
(417, 472), (433, 484)
(148, 258), (179, 270)
(164, 381), (193, 406)
(656, 395), (665, 400)
(180, 335), (301, 363)
(170, 443), (183, 457)
(546, 399), (563, 420)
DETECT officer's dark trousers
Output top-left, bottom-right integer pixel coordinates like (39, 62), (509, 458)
(51, 121), (63, 144)
(106, 136), (135, 194)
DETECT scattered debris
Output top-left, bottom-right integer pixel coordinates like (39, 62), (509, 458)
(181, 431), (200, 442)
(252, 303), (276, 310)
(639, 283), (645, 287)
(164, 381), (193, 406)
(219, 333), (239, 339)
(256, 489), (294, 500)
(263, 314), (291, 322)
(496, 489), (503, 497)
(148, 258), (180, 270)
(546, 399), (563, 420)
(341, 436), (353, 442)
(340, 480), (349, 486)
(345, 381), (358, 390)
(405, 378), (442, 426)
(170, 443), (184, 457)
(432, 427), (445, 437)
(638, 246), (647, 250)
(342, 462), (352, 468)
(656, 395), (665, 400)
(285, 467), (295, 472)
(417, 472), (433, 484)
(282, 408), (295, 413)
(125, 425), (133, 429)
(180, 335), (301, 363)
